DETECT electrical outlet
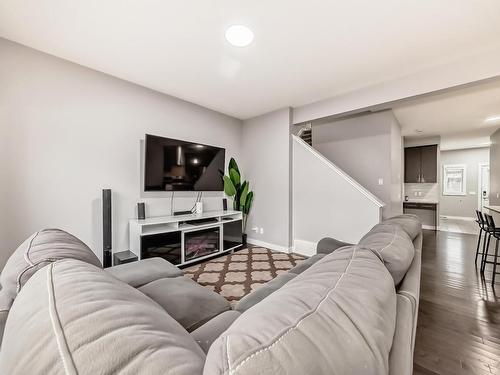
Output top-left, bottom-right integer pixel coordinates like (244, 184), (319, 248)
(414, 192), (418, 197)
(418, 192), (422, 197)
(378, 178), (383, 185)
(259, 228), (264, 234)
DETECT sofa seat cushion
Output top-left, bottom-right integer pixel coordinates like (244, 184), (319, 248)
(191, 310), (241, 354)
(106, 257), (183, 287)
(204, 246), (397, 375)
(359, 223), (415, 285)
(235, 273), (297, 313)
(0, 229), (101, 300)
(382, 214), (422, 241)
(288, 253), (325, 275)
(139, 276), (231, 332)
(0, 259), (205, 375)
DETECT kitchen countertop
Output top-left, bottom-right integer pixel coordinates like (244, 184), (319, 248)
(484, 205), (500, 213)
(404, 199), (439, 204)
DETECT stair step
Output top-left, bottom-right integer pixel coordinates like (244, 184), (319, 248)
(299, 127), (312, 146)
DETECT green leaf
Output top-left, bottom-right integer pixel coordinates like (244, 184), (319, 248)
(239, 182), (249, 210)
(228, 158), (240, 175)
(223, 175), (236, 196)
(229, 168), (240, 187)
(243, 191), (253, 214)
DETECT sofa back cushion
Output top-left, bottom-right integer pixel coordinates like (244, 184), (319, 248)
(0, 259), (205, 375)
(382, 214), (422, 240)
(359, 223), (415, 285)
(0, 229), (101, 299)
(204, 246), (396, 375)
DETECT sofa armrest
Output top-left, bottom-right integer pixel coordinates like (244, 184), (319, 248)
(316, 237), (353, 255)
(389, 294), (414, 375)
(105, 257), (183, 288)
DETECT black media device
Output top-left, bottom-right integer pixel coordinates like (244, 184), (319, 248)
(174, 210), (193, 216)
(102, 189), (112, 268)
(144, 134), (225, 192)
(113, 251), (138, 266)
(137, 202), (146, 220)
(222, 198), (227, 211)
(184, 218), (218, 225)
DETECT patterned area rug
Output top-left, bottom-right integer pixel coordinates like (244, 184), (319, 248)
(183, 247), (306, 306)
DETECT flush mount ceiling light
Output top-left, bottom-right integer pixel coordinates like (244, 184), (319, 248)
(415, 129), (424, 133)
(225, 25), (254, 47)
(485, 115), (500, 123)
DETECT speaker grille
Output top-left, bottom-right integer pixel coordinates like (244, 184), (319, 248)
(102, 189), (112, 268)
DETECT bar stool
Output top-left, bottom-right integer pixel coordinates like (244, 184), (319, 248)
(479, 212), (495, 273)
(475, 210), (487, 265)
(474, 210), (487, 266)
(481, 213), (500, 285)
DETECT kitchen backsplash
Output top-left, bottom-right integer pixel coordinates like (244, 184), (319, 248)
(404, 183), (439, 201)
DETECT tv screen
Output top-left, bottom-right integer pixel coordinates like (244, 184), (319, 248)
(144, 134), (225, 191)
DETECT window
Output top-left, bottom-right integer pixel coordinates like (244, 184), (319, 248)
(443, 164), (466, 196)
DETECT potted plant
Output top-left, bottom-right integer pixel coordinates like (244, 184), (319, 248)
(223, 158), (254, 246)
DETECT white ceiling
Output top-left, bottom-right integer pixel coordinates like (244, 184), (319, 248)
(392, 79), (500, 137)
(2, 1), (500, 119)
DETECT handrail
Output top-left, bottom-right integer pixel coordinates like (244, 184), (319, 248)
(292, 134), (385, 207)
(296, 123), (312, 138)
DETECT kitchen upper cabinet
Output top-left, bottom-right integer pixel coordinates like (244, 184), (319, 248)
(404, 145), (437, 183)
(404, 147), (421, 183)
(420, 145), (437, 183)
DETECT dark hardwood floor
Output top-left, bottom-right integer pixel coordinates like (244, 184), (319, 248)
(414, 230), (500, 375)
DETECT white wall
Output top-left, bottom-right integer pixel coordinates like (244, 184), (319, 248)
(293, 136), (383, 256)
(0, 108), (7, 258)
(440, 147), (489, 218)
(390, 119), (403, 217)
(0, 38), (243, 267)
(491, 129), (500, 206)
(240, 108), (292, 251)
(404, 136), (441, 148)
(440, 130), (492, 151)
(313, 111), (402, 218)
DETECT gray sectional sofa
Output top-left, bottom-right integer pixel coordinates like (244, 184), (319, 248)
(0, 214), (422, 375)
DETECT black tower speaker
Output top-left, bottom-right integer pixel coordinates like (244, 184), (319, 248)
(102, 189), (112, 268)
(137, 202), (146, 220)
(222, 198), (227, 211)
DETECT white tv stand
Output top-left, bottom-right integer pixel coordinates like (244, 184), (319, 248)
(129, 210), (243, 267)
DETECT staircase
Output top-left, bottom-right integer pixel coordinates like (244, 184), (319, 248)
(297, 123), (312, 146)
(292, 134), (384, 255)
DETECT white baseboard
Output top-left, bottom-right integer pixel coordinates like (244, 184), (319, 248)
(440, 215), (475, 221)
(422, 224), (439, 230)
(292, 239), (317, 257)
(246, 237), (292, 253)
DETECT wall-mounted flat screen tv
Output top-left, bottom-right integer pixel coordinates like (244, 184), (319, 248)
(144, 134), (225, 191)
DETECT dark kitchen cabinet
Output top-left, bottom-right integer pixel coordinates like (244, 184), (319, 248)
(420, 145), (438, 183)
(404, 145), (437, 183)
(404, 147), (421, 183)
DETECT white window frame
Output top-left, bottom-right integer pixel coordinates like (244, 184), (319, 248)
(442, 164), (467, 196)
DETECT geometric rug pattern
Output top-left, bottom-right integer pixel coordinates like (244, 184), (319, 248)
(183, 247), (306, 306)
